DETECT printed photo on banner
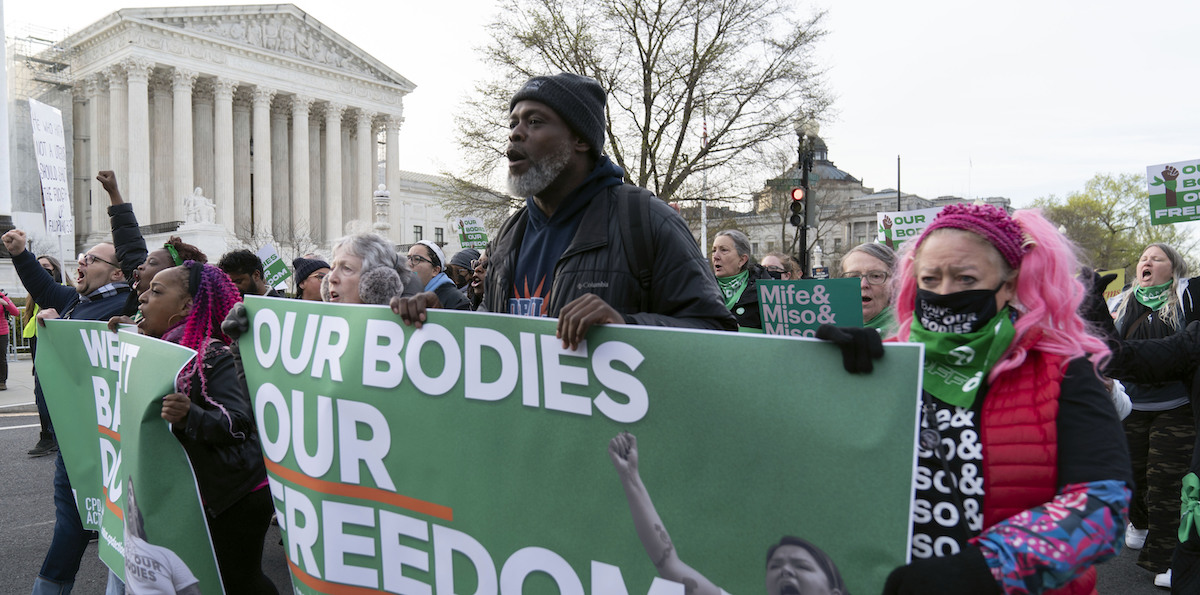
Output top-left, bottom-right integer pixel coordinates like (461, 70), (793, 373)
(757, 278), (864, 336)
(875, 206), (942, 249)
(239, 296), (922, 595)
(1147, 158), (1200, 225)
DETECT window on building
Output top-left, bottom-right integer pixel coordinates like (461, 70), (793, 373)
(767, 240), (776, 252)
(435, 227), (444, 244)
(751, 242), (760, 256)
(414, 225), (423, 242)
(834, 238), (842, 252)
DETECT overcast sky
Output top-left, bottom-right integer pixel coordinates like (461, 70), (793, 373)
(7, 0), (1198, 208)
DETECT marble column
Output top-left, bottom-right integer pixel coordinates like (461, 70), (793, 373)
(105, 65), (128, 203)
(124, 57), (153, 218)
(291, 96), (312, 244)
(323, 103), (344, 241)
(85, 76), (108, 237)
(251, 87), (275, 241)
(213, 78), (236, 230)
(171, 69), (197, 223)
(270, 98), (291, 241)
(341, 119), (354, 225)
(308, 113), (321, 243)
(233, 90), (252, 240)
(355, 109), (375, 226)
(192, 79), (215, 211)
(384, 114), (401, 228)
(151, 73), (173, 223)
(72, 86), (87, 235)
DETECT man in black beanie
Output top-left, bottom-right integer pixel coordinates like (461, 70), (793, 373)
(292, 256), (330, 301)
(393, 72), (734, 346)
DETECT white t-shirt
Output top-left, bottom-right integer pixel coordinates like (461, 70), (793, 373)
(123, 533), (200, 594)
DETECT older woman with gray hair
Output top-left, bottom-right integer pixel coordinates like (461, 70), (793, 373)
(839, 242), (897, 335)
(322, 233), (421, 305)
(711, 229), (771, 329)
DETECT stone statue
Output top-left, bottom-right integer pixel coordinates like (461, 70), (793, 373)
(184, 187), (216, 225)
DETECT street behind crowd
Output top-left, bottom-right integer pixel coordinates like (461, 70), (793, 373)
(0, 355), (1167, 594)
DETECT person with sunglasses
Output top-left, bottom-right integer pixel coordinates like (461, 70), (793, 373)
(840, 242), (897, 335)
(2, 229), (131, 595)
(407, 240), (471, 310)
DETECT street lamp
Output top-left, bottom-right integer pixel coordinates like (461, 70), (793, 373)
(795, 120), (819, 277)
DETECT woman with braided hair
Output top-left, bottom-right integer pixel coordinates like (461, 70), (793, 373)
(136, 260), (277, 594)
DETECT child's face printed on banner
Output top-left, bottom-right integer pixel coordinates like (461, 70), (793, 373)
(765, 545), (837, 595)
(137, 266), (192, 338)
(1138, 246), (1174, 288)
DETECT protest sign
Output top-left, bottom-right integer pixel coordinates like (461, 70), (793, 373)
(240, 297), (922, 595)
(1099, 268), (1126, 302)
(758, 278), (864, 336)
(29, 98), (74, 237)
(257, 243), (292, 288)
(456, 217), (489, 250)
(876, 206), (942, 249)
(38, 321), (223, 590)
(1147, 158), (1200, 225)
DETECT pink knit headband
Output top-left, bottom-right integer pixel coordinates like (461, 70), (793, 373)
(918, 203), (1028, 268)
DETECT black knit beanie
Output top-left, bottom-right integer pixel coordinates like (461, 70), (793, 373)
(292, 257), (330, 285)
(510, 73), (607, 158)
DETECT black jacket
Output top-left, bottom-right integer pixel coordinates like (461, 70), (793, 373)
(485, 184), (735, 331)
(109, 202), (149, 317)
(173, 341), (267, 519)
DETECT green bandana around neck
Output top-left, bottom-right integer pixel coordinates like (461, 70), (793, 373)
(1135, 280), (1173, 311)
(909, 306), (1017, 408)
(717, 269), (750, 310)
(865, 307), (896, 335)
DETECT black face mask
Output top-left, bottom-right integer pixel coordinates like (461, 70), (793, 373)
(914, 284), (1006, 334)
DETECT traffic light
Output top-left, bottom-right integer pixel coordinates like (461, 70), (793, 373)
(789, 187), (805, 227)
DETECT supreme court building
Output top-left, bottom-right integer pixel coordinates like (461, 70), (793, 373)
(9, 4), (463, 262)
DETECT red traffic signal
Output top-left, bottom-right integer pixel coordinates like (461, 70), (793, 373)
(791, 187), (805, 202)
(789, 188), (804, 227)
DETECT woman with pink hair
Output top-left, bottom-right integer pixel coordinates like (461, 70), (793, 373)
(135, 261), (277, 594)
(822, 203), (1131, 594)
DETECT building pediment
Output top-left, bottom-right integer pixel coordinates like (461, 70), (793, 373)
(82, 4), (414, 91)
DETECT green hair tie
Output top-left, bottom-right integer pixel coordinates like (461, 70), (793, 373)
(164, 243), (183, 266)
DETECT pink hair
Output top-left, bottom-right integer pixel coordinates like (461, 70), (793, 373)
(172, 262), (244, 436)
(892, 208), (1110, 380)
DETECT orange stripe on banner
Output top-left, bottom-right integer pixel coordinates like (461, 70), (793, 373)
(264, 459), (453, 521)
(102, 487), (124, 521)
(98, 425), (120, 441)
(288, 558), (386, 595)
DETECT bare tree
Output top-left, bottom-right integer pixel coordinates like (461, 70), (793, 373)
(446, 0), (832, 220)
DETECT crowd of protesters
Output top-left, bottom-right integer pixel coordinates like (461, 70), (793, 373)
(11, 69), (1197, 595)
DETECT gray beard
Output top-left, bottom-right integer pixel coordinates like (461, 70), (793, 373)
(506, 139), (573, 198)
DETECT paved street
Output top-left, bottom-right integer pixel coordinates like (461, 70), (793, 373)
(0, 355), (1170, 593)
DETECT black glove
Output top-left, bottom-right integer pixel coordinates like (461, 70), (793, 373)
(816, 324), (883, 374)
(883, 546), (1002, 595)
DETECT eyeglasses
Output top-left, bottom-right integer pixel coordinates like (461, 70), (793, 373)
(78, 252), (118, 268)
(407, 254), (434, 267)
(471, 259), (489, 270)
(765, 265), (787, 274)
(309, 272), (327, 280)
(842, 270), (890, 285)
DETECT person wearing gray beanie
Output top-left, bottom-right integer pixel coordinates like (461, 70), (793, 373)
(447, 248), (479, 289)
(390, 73), (735, 348)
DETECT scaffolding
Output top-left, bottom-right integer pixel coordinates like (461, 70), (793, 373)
(8, 25), (75, 99)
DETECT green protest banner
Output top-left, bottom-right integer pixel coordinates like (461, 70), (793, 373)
(456, 217), (489, 250)
(37, 320), (123, 534)
(240, 297), (922, 595)
(876, 206), (942, 249)
(37, 321), (223, 590)
(258, 243), (293, 288)
(758, 278), (864, 336)
(115, 330), (224, 592)
(1147, 158), (1200, 225)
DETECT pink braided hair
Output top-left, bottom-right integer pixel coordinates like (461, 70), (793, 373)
(172, 261), (244, 435)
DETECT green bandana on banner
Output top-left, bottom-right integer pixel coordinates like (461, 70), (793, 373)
(909, 307), (1016, 408)
(1135, 280), (1173, 311)
(716, 269), (749, 309)
(239, 296), (923, 595)
(37, 321), (224, 591)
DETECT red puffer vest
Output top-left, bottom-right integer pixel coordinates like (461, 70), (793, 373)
(979, 348), (1096, 595)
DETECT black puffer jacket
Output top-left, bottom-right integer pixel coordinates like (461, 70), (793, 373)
(727, 264), (774, 329)
(485, 184), (735, 331)
(172, 340), (267, 519)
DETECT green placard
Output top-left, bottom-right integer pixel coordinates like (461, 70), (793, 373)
(240, 297), (920, 595)
(457, 217), (489, 250)
(757, 278), (864, 337)
(1148, 158), (1200, 225)
(258, 243), (293, 287)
